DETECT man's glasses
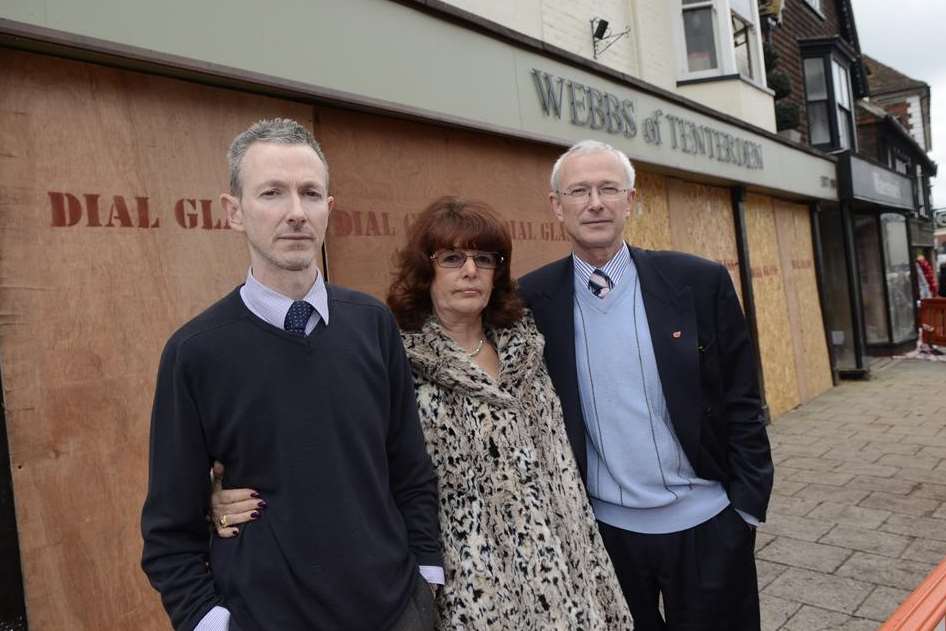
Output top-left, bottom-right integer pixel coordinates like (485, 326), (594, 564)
(430, 249), (504, 269)
(557, 184), (629, 205)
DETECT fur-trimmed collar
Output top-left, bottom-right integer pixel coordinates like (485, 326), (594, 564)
(400, 313), (547, 404)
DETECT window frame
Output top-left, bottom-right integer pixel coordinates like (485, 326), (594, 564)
(674, 0), (767, 87)
(800, 40), (858, 152)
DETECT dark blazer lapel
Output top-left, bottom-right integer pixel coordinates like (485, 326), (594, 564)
(527, 257), (588, 479)
(630, 246), (702, 464)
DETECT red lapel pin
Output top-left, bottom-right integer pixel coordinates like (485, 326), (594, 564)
(672, 330), (682, 339)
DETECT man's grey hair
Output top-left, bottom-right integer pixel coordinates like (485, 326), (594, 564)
(227, 118), (329, 196)
(550, 139), (636, 192)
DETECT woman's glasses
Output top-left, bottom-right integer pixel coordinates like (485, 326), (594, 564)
(430, 249), (504, 269)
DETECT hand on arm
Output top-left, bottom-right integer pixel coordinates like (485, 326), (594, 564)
(210, 461), (265, 538)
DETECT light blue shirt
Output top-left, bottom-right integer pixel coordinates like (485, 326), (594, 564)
(240, 267), (330, 334)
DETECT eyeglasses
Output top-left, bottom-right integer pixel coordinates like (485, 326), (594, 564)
(430, 249), (504, 269)
(557, 184), (629, 204)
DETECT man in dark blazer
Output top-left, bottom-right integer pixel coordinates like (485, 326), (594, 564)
(519, 140), (773, 631)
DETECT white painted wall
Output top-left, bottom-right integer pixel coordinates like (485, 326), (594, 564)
(906, 95), (926, 149)
(679, 79), (777, 132)
(441, 0), (640, 77)
(439, 0), (773, 128)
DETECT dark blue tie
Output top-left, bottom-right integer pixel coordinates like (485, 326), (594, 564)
(588, 268), (613, 298)
(284, 300), (315, 336)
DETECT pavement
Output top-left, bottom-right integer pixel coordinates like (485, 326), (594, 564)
(758, 358), (946, 630)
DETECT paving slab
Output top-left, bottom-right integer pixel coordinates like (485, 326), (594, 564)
(876, 452), (943, 470)
(760, 594), (801, 631)
(806, 502), (891, 529)
(795, 484), (870, 505)
(854, 585), (912, 623)
(847, 475), (917, 495)
(911, 482), (946, 501)
(757, 537), (851, 573)
(781, 605), (860, 631)
(859, 491), (940, 516)
(880, 513), (946, 541)
(756, 559), (790, 590)
(772, 480), (807, 496)
(763, 567), (874, 614)
(900, 537), (946, 563)
(790, 469), (856, 486)
(897, 466), (946, 484)
(836, 552), (937, 590)
(818, 525), (911, 558)
(763, 513), (836, 542)
(767, 495), (819, 517)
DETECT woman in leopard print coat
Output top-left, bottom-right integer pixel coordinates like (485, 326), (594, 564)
(390, 197), (631, 630)
(401, 313), (632, 630)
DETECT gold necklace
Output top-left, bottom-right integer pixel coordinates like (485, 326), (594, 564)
(468, 336), (486, 357)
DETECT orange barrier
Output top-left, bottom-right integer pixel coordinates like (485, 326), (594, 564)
(878, 556), (946, 631)
(919, 298), (946, 347)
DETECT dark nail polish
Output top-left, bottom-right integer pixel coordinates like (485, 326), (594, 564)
(251, 511), (260, 519)
(232, 529), (239, 536)
(257, 500), (267, 509)
(250, 492), (260, 498)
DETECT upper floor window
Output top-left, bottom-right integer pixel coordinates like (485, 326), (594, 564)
(677, 0), (765, 85)
(801, 40), (857, 151)
(803, 0), (822, 13)
(682, 1), (718, 73)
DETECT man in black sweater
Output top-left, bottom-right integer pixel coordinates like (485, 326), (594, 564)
(141, 119), (442, 631)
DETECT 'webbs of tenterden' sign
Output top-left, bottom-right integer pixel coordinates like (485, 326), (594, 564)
(531, 69), (764, 171)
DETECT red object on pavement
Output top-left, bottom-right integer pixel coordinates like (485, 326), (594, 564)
(919, 298), (946, 347)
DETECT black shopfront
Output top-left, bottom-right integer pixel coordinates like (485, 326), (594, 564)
(816, 153), (918, 378)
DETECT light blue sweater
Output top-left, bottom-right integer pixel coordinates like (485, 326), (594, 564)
(573, 259), (729, 534)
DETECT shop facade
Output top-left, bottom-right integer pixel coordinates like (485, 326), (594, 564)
(0, 1), (838, 627)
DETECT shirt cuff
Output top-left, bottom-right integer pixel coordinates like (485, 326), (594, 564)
(418, 565), (445, 585)
(735, 508), (761, 528)
(194, 606), (230, 631)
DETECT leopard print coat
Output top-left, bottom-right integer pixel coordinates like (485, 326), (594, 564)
(401, 313), (633, 630)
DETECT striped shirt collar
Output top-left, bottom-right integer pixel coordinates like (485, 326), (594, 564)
(240, 267), (330, 330)
(573, 243), (631, 291)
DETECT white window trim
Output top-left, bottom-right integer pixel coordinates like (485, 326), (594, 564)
(673, 0), (768, 88)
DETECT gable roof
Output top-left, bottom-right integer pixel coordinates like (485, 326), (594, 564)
(863, 55), (929, 96)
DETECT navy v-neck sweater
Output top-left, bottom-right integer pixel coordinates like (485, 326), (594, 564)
(141, 286), (441, 631)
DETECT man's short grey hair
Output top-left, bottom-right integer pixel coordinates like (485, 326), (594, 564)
(227, 118), (329, 196)
(550, 140), (636, 192)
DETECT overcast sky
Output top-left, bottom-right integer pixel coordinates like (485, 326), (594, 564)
(850, 0), (944, 210)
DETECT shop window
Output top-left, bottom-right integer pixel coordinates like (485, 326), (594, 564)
(801, 49), (857, 151)
(677, 0), (764, 85)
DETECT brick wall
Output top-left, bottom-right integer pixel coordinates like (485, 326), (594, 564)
(768, 0), (843, 142)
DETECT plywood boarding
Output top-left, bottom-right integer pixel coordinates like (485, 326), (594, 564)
(773, 199), (833, 402)
(0, 49), (313, 629)
(666, 178), (743, 304)
(624, 169), (673, 252)
(744, 193), (800, 417)
(314, 108), (571, 297)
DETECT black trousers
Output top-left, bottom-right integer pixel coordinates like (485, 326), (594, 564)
(597, 505), (760, 631)
(389, 572), (436, 631)
(229, 572), (434, 631)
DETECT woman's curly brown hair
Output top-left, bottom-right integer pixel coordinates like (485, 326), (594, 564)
(387, 196), (524, 331)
